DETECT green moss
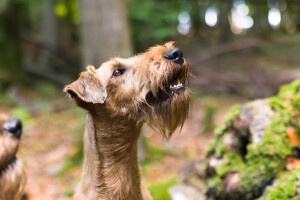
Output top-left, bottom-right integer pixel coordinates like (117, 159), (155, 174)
(205, 105), (241, 156)
(205, 139), (217, 156)
(277, 79), (300, 98)
(224, 105), (241, 126)
(148, 177), (177, 200)
(215, 125), (227, 137)
(207, 176), (223, 195)
(216, 153), (245, 177)
(206, 80), (300, 199)
(258, 168), (300, 200)
(215, 142), (228, 158)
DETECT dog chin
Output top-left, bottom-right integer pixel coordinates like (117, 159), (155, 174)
(144, 90), (190, 139)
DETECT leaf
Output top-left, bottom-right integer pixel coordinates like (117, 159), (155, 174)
(285, 155), (300, 171)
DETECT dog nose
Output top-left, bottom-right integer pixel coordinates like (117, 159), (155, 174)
(164, 48), (184, 65)
(3, 118), (22, 139)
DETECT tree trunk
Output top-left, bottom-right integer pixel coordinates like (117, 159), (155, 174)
(38, 0), (58, 71)
(219, 1), (233, 42)
(79, 0), (133, 67)
(0, 0), (24, 85)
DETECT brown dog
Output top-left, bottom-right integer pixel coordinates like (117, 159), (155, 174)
(0, 114), (26, 200)
(65, 42), (190, 200)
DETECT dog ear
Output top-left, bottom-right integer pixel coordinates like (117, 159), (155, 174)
(64, 65), (107, 104)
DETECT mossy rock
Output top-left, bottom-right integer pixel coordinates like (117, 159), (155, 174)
(205, 80), (300, 200)
(176, 80), (300, 200)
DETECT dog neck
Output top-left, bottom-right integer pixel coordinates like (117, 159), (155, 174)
(76, 110), (143, 200)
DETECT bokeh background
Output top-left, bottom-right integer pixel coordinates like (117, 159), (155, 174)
(0, 0), (300, 199)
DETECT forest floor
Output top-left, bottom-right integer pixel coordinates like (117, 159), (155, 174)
(1, 33), (300, 200)
(0, 92), (244, 200)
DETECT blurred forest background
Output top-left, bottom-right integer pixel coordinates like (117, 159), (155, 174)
(0, 0), (300, 199)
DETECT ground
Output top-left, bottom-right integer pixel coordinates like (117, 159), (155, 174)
(0, 90), (244, 200)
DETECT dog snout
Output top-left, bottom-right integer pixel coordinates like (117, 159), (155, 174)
(164, 48), (184, 65)
(3, 118), (22, 139)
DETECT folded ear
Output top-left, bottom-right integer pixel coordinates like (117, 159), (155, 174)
(64, 65), (107, 104)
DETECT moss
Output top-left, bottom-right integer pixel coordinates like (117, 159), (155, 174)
(216, 153), (245, 177)
(215, 144), (228, 158)
(277, 79), (300, 98)
(215, 137), (229, 158)
(215, 125), (227, 137)
(258, 168), (300, 200)
(224, 105), (241, 126)
(148, 177), (177, 200)
(206, 80), (300, 199)
(205, 105), (242, 156)
(207, 176), (223, 195)
(206, 139), (217, 156)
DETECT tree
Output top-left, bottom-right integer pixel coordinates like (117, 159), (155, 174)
(79, 0), (132, 67)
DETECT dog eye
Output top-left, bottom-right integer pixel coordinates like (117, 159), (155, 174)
(112, 69), (125, 77)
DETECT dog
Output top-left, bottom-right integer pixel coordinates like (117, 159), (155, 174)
(0, 113), (26, 200)
(65, 42), (190, 200)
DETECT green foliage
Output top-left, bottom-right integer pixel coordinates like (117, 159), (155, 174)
(60, 143), (84, 173)
(55, 0), (80, 24)
(34, 82), (57, 98)
(140, 141), (172, 169)
(11, 107), (32, 125)
(128, 0), (180, 52)
(60, 112), (85, 173)
(0, 94), (13, 103)
(202, 106), (218, 134)
(148, 177), (177, 200)
(63, 189), (75, 197)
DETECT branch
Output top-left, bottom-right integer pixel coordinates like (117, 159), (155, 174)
(189, 38), (262, 66)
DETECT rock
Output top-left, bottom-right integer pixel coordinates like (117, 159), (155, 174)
(169, 184), (204, 200)
(176, 80), (300, 200)
(247, 100), (274, 145)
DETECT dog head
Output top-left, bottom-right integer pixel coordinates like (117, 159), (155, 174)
(0, 113), (26, 200)
(0, 114), (22, 169)
(65, 42), (190, 138)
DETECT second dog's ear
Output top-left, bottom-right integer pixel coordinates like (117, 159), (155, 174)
(64, 65), (107, 104)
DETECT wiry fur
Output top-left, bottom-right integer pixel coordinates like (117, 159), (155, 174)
(0, 114), (26, 200)
(64, 42), (190, 200)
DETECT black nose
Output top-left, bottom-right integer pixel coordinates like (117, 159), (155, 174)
(3, 118), (22, 139)
(164, 48), (184, 65)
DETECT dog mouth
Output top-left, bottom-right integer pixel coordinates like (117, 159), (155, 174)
(0, 156), (17, 176)
(146, 68), (186, 104)
(166, 69), (185, 95)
